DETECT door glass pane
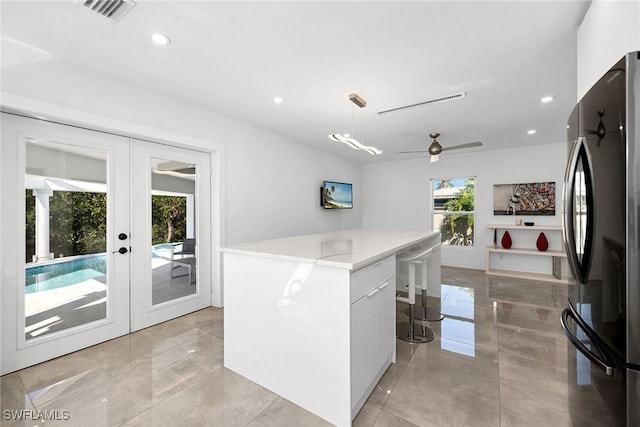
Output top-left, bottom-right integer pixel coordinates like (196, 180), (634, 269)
(151, 158), (197, 305)
(25, 139), (108, 340)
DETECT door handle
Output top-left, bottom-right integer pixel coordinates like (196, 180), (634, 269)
(562, 138), (595, 283)
(561, 308), (615, 376)
(112, 247), (128, 254)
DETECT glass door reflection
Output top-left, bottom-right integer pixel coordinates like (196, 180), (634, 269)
(151, 158), (197, 304)
(24, 139), (108, 340)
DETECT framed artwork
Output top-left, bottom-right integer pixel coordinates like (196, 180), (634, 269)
(493, 182), (555, 215)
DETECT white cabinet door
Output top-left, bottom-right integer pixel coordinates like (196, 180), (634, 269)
(349, 270), (395, 417)
(350, 291), (378, 408)
(376, 278), (396, 368)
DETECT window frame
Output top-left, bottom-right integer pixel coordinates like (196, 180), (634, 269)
(431, 177), (477, 247)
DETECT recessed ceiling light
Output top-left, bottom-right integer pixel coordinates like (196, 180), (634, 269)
(540, 96), (554, 103)
(152, 33), (171, 46)
(527, 129), (537, 135)
(273, 97), (284, 104)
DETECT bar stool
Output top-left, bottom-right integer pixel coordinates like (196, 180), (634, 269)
(396, 247), (435, 343)
(406, 244), (444, 323)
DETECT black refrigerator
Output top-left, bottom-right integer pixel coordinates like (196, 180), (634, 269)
(561, 51), (639, 426)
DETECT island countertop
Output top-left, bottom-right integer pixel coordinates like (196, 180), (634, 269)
(222, 228), (440, 271)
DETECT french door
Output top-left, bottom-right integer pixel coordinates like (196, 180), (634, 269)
(130, 140), (211, 331)
(0, 113), (212, 374)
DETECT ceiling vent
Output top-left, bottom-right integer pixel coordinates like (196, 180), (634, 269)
(80, 0), (137, 22)
(377, 92), (466, 115)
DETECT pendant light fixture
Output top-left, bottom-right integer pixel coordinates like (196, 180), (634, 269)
(328, 93), (382, 155)
(428, 132), (442, 162)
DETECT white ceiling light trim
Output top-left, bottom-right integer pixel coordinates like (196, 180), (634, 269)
(152, 33), (171, 46)
(540, 96), (554, 103)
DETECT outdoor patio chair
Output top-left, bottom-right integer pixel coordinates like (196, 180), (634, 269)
(170, 238), (196, 283)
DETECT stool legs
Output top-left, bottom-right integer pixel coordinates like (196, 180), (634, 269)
(405, 258), (444, 322)
(397, 262), (435, 343)
(415, 288), (445, 321)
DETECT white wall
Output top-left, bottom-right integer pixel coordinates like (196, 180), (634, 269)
(1, 58), (362, 246)
(577, 0), (640, 100)
(362, 143), (567, 270)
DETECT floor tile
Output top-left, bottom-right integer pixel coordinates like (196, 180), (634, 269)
(247, 397), (332, 427)
(1, 267), (625, 426)
(383, 339), (500, 426)
(123, 368), (278, 427)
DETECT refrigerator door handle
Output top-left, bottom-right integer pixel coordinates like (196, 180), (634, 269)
(563, 139), (581, 281)
(561, 308), (615, 376)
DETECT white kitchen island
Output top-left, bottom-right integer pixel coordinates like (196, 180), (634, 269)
(222, 228), (441, 426)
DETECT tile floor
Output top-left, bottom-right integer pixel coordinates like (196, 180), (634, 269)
(0, 267), (618, 426)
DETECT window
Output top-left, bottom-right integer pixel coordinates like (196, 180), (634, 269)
(432, 177), (476, 246)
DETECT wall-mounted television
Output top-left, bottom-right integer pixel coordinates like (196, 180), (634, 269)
(321, 180), (353, 209)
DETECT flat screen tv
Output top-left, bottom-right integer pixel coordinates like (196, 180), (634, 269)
(322, 180), (353, 209)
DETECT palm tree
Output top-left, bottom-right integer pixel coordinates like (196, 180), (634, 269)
(436, 180), (454, 189)
(440, 178), (475, 246)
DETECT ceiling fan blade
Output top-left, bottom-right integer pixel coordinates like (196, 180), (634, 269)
(174, 167), (196, 174)
(441, 141), (483, 152)
(395, 150), (429, 154)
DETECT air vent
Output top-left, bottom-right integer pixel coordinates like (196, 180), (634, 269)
(377, 92), (466, 115)
(80, 0), (137, 22)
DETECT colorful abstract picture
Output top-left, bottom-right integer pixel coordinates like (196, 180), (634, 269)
(493, 182), (555, 216)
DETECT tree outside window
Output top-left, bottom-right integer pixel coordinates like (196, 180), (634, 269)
(432, 177), (476, 246)
(25, 190), (188, 262)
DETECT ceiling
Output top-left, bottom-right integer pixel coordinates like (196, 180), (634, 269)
(0, 1), (591, 163)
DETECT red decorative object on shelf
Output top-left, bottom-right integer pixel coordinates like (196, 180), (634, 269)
(536, 232), (549, 252)
(501, 231), (512, 249)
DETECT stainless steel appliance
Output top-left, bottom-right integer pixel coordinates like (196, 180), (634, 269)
(561, 51), (639, 426)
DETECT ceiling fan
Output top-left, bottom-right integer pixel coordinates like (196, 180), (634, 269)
(154, 160), (196, 177)
(396, 132), (483, 162)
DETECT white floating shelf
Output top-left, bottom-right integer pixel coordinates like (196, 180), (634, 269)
(486, 246), (567, 257)
(486, 224), (562, 231)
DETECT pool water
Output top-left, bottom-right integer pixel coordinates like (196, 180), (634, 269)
(24, 245), (174, 294)
(25, 254), (107, 294)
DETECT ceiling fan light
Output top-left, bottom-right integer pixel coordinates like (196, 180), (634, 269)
(430, 154), (439, 163)
(428, 140), (443, 155)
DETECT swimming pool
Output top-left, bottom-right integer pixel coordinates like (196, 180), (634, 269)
(25, 244), (175, 293)
(25, 254), (107, 294)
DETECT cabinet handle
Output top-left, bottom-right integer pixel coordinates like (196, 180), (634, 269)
(366, 287), (380, 297)
(378, 279), (391, 290)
